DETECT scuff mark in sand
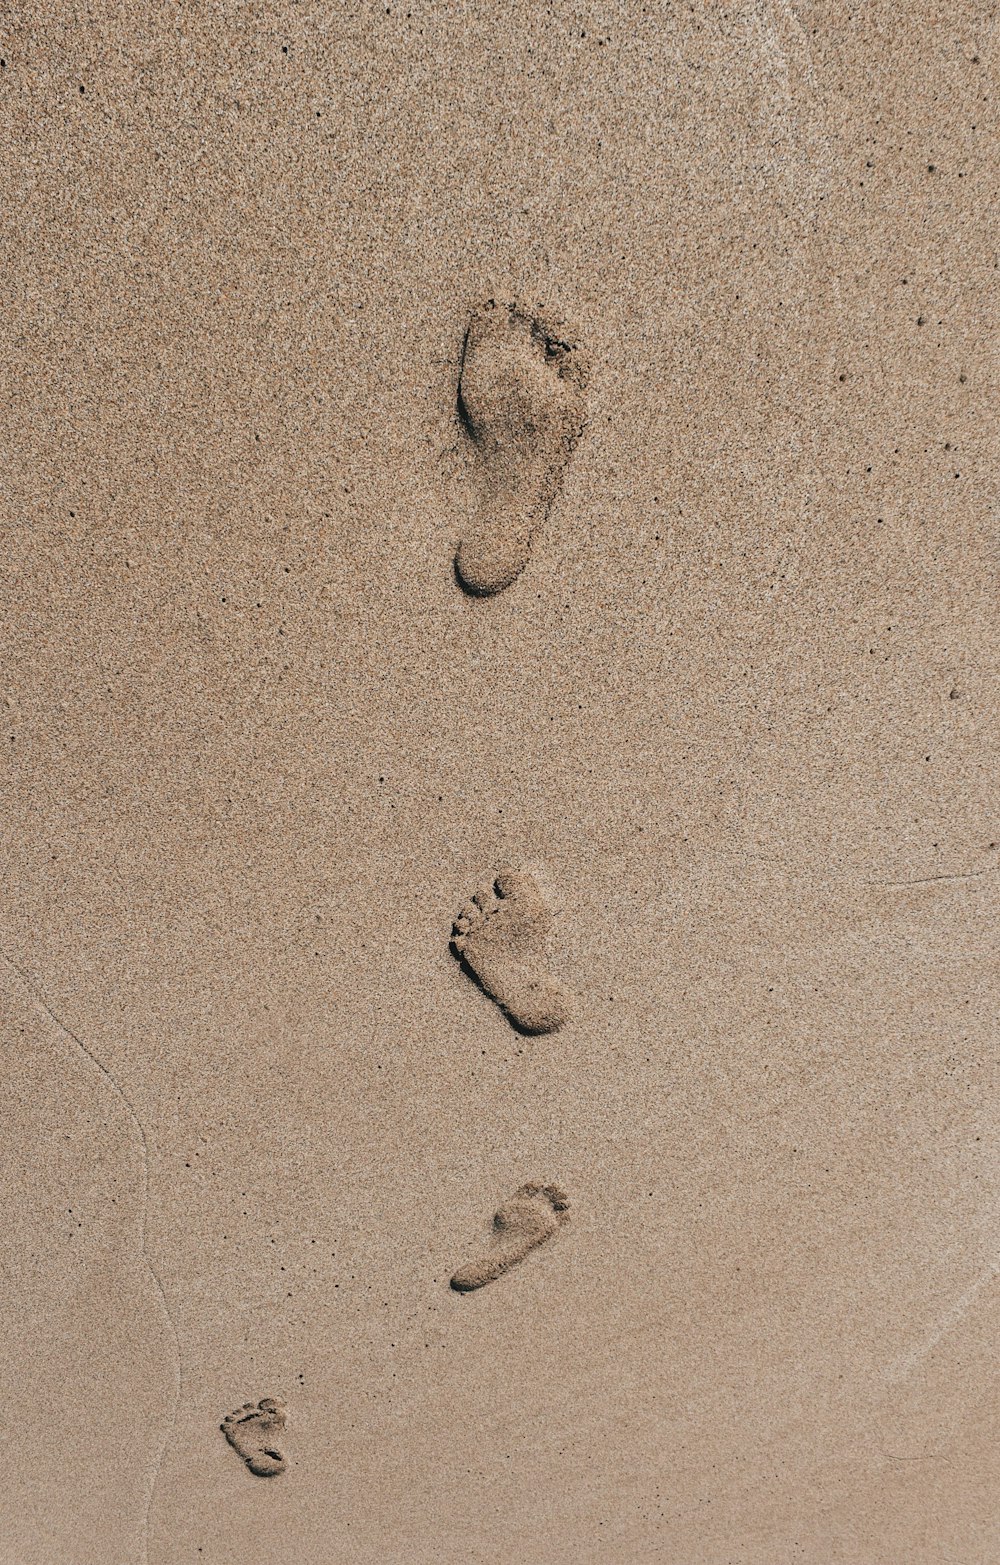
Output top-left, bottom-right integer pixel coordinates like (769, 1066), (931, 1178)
(884, 1258), (1000, 1385)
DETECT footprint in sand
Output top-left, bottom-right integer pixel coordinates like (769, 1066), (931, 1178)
(451, 870), (571, 1034)
(451, 1183), (570, 1292)
(221, 1398), (287, 1477)
(454, 299), (589, 595)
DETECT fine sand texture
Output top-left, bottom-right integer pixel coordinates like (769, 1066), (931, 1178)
(2, 3), (998, 1563)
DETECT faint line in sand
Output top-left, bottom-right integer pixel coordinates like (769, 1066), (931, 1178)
(884, 1258), (1000, 1385)
(1, 949), (181, 1565)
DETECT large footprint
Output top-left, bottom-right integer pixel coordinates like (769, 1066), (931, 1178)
(454, 300), (589, 595)
(451, 870), (571, 1034)
(220, 1397), (287, 1477)
(451, 1183), (570, 1292)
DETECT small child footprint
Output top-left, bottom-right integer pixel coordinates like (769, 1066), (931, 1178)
(221, 1398), (287, 1477)
(454, 299), (589, 595)
(451, 1183), (570, 1292)
(451, 870), (571, 1034)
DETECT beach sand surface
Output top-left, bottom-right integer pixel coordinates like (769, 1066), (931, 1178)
(1, 3), (997, 1561)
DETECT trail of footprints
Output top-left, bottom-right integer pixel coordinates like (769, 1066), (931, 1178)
(221, 299), (582, 1475)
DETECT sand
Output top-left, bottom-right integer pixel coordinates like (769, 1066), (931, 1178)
(1, 2), (998, 1561)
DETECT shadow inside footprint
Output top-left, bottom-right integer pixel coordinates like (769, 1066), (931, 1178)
(449, 945), (551, 1037)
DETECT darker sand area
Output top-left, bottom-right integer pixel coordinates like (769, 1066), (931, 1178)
(1, 3), (997, 1562)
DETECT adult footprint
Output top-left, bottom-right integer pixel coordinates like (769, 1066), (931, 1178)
(451, 1183), (570, 1292)
(221, 1398), (287, 1477)
(454, 299), (589, 595)
(451, 870), (571, 1034)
